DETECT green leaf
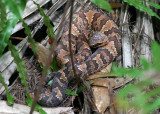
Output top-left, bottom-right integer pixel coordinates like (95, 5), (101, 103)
(132, 81), (155, 109)
(112, 67), (142, 77)
(124, 0), (160, 19)
(137, 0), (144, 2)
(26, 93), (33, 106)
(0, 0), (26, 57)
(0, 73), (14, 105)
(117, 80), (152, 98)
(21, 20), (37, 54)
(144, 97), (160, 113)
(51, 58), (59, 72)
(117, 79), (153, 111)
(26, 94), (47, 114)
(33, 1), (55, 38)
(147, 1), (160, 9)
(8, 40), (28, 90)
(1, 0), (25, 19)
(66, 89), (78, 96)
(0, 1), (7, 31)
(140, 57), (152, 70)
(144, 87), (160, 103)
(132, 90), (145, 108)
(117, 76), (160, 113)
(0, 1), (45, 113)
(151, 41), (160, 71)
(32, 1), (58, 72)
(91, 0), (113, 12)
(115, 41), (160, 113)
(16, 0), (27, 11)
(0, 13), (18, 57)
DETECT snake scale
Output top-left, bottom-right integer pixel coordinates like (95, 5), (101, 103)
(37, 10), (121, 106)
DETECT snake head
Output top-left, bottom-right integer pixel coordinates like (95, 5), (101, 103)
(89, 32), (109, 48)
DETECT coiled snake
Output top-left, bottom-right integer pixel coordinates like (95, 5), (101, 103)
(37, 10), (121, 106)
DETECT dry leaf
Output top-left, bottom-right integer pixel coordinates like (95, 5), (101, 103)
(87, 63), (133, 113)
(30, 42), (53, 66)
(92, 86), (110, 113)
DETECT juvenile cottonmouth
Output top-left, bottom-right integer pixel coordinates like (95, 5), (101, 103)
(37, 10), (121, 106)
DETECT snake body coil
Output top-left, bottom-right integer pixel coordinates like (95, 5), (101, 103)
(38, 10), (121, 106)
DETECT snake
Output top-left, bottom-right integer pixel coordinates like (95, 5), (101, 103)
(37, 10), (121, 107)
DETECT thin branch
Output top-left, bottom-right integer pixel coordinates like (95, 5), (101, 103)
(68, 0), (84, 108)
(68, 0), (81, 84)
(10, 36), (25, 40)
(30, 0), (71, 113)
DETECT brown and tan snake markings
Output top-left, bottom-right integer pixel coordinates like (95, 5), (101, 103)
(37, 10), (121, 106)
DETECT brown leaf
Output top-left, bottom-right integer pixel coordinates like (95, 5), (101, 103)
(30, 42), (53, 66)
(92, 86), (110, 113)
(87, 63), (133, 113)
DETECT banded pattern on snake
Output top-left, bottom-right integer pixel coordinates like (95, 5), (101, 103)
(37, 10), (121, 106)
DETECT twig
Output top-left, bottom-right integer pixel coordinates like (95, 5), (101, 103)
(10, 36), (25, 40)
(68, 0), (81, 85)
(30, 0), (71, 113)
(68, 0), (84, 108)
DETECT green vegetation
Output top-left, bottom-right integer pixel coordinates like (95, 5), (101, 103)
(91, 0), (113, 12)
(123, 0), (160, 19)
(0, 0), (56, 113)
(91, 0), (160, 113)
(33, 1), (55, 39)
(0, 73), (14, 105)
(111, 41), (160, 113)
(66, 89), (78, 96)
(0, 0), (27, 105)
(0, 0), (160, 113)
